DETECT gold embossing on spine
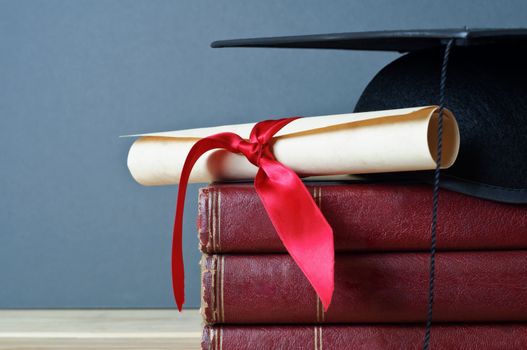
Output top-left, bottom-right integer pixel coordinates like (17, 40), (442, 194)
(217, 189), (222, 251)
(314, 326), (323, 350)
(220, 255), (225, 323)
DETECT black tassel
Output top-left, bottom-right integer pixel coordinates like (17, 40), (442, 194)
(422, 38), (454, 350)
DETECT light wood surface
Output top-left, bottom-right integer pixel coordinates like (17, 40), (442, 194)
(0, 309), (202, 350)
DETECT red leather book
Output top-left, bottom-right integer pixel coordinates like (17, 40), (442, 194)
(202, 324), (527, 350)
(201, 252), (527, 324)
(198, 183), (527, 254)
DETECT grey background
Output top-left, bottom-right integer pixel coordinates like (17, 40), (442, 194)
(1, 0), (526, 308)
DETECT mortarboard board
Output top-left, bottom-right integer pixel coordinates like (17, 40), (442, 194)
(212, 28), (527, 52)
(212, 28), (527, 204)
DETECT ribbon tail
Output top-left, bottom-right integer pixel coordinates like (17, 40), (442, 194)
(255, 158), (334, 311)
(172, 134), (242, 311)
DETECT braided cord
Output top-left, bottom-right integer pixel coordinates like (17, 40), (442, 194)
(422, 39), (454, 350)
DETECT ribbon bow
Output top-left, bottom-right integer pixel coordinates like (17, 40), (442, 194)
(172, 117), (334, 311)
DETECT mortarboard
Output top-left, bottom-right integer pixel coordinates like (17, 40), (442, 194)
(212, 28), (527, 204)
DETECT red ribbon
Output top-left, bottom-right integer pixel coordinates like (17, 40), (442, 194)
(172, 117), (334, 311)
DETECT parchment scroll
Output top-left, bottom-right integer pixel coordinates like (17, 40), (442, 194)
(126, 106), (459, 186)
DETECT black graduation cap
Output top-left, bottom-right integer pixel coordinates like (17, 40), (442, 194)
(212, 28), (527, 204)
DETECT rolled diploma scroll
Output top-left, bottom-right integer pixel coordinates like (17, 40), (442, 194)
(126, 106), (459, 186)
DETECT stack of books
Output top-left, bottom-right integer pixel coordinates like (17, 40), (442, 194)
(198, 182), (527, 349)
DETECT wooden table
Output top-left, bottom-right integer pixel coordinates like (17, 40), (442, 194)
(0, 310), (202, 350)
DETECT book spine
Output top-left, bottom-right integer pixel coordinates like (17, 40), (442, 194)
(201, 252), (527, 325)
(202, 324), (527, 350)
(198, 184), (527, 254)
